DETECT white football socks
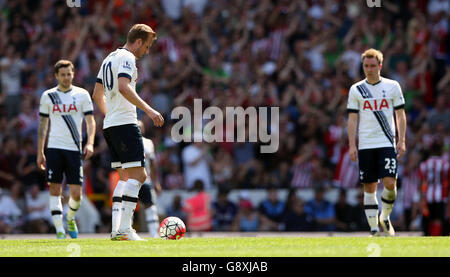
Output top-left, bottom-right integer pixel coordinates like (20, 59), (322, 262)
(381, 187), (396, 220)
(118, 179), (142, 232)
(145, 205), (159, 238)
(364, 192), (379, 232)
(66, 197), (81, 221)
(112, 180), (126, 233)
(49, 195), (65, 233)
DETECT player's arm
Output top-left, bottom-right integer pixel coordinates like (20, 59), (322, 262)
(36, 115), (49, 170)
(92, 82), (107, 115)
(395, 108), (406, 159)
(118, 77), (164, 127)
(347, 86), (360, 162)
(83, 114), (96, 160)
(347, 112), (359, 162)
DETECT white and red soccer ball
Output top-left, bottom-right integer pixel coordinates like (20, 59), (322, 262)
(159, 216), (186, 240)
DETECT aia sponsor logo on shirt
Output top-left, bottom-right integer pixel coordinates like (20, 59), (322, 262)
(363, 98), (389, 111)
(52, 104), (78, 113)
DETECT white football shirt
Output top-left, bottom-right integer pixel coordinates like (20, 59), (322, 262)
(96, 48), (138, 129)
(39, 86), (94, 152)
(347, 77), (405, 150)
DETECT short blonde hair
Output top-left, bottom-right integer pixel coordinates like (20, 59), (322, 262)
(361, 48), (383, 64)
(127, 24), (157, 44)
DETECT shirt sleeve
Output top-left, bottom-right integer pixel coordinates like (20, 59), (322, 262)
(346, 86), (359, 113)
(392, 81), (405, 109)
(96, 65), (103, 85)
(82, 91), (94, 115)
(117, 55), (135, 81)
(39, 93), (50, 117)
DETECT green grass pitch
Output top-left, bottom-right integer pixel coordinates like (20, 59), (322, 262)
(0, 236), (449, 257)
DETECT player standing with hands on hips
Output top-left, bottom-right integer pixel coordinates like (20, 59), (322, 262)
(93, 24), (164, 241)
(37, 60), (96, 239)
(347, 49), (407, 236)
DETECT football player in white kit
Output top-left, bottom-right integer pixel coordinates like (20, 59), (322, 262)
(92, 24), (164, 241)
(347, 49), (407, 236)
(37, 60), (96, 239)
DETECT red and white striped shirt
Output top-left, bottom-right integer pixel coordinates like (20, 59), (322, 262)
(333, 149), (359, 189)
(290, 161), (312, 188)
(400, 168), (420, 209)
(418, 156), (449, 203)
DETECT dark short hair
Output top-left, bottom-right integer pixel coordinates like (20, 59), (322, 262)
(429, 140), (443, 156)
(54, 60), (74, 74)
(193, 180), (204, 192)
(127, 24), (157, 44)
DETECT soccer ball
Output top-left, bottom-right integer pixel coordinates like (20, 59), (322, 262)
(159, 216), (186, 240)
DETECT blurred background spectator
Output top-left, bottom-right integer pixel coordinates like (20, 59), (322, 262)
(305, 186), (336, 231)
(258, 187), (285, 231)
(0, 0), (448, 235)
(24, 183), (51, 233)
(212, 187), (238, 231)
(231, 196), (260, 232)
(182, 180), (213, 231)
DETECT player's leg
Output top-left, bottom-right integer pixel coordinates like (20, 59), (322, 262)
(46, 148), (66, 238)
(111, 168), (127, 236)
(103, 126), (127, 239)
(118, 166), (146, 236)
(139, 183), (159, 238)
(379, 177), (396, 236)
(363, 182), (380, 236)
(379, 147), (398, 236)
(359, 148), (380, 235)
(66, 184), (82, 238)
(64, 150), (84, 238)
(114, 124), (147, 240)
(49, 182), (65, 238)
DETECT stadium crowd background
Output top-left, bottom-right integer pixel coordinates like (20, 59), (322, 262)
(0, 0), (448, 235)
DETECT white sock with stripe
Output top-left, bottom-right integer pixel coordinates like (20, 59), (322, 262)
(381, 187), (396, 220)
(67, 197), (81, 221)
(112, 180), (126, 233)
(118, 179), (142, 232)
(364, 192), (379, 232)
(49, 195), (65, 234)
(145, 205), (159, 238)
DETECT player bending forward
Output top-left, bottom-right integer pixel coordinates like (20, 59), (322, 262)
(347, 48), (407, 236)
(37, 60), (96, 239)
(93, 24), (164, 241)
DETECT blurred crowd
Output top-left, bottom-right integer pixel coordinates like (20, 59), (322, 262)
(0, 0), (449, 234)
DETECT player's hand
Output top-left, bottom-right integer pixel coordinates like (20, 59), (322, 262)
(349, 145), (358, 162)
(396, 141), (406, 159)
(83, 143), (94, 160)
(37, 153), (46, 171)
(147, 109), (164, 127)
